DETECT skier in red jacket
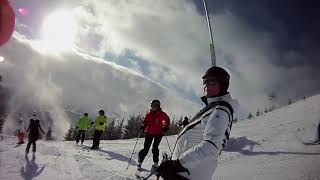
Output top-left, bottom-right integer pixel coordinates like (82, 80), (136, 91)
(137, 99), (170, 170)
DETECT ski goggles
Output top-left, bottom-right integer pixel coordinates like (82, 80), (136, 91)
(203, 78), (218, 85)
(151, 104), (159, 108)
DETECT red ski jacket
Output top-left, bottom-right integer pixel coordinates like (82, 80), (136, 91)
(143, 108), (170, 135)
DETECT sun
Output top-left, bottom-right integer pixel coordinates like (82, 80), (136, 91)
(41, 10), (77, 53)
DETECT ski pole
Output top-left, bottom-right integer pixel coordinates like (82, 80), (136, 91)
(164, 133), (172, 154)
(125, 132), (141, 171)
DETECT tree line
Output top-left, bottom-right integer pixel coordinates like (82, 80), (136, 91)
(64, 114), (185, 141)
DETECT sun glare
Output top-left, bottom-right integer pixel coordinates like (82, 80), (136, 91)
(41, 10), (77, 53)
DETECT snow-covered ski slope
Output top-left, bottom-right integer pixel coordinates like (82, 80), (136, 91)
(1, 94), (320, 180)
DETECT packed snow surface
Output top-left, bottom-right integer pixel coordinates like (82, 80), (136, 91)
(1, 95), (320, 179)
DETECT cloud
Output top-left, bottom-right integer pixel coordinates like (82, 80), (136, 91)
(73, 0), (210, 93)
(3, 0), (320, 125)
(0, 34), (199, 138)
(212, 11), (320, 114)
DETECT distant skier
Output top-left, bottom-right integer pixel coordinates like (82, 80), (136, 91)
(90, 110), (108, 149)
(156, 66), (238, 180)
(137, 100), (170, 171)
(45, 127), (53, 140)
(17, 115), (25, 144)
(75, 113), (91, 145)
(178, 117), (189, 128)
(25, 114), (45, 155)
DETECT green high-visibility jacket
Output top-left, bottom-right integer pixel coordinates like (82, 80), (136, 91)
(77, 115), (91, 131)
(94, 115), (108, 131)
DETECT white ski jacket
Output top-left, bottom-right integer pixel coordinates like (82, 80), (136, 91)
(172, 93), (238, 180)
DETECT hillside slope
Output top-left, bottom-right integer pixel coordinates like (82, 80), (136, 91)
(217, 94), (320, 179)
(1, 95), (320, 180)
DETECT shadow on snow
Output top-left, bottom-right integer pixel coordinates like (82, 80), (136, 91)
(20, 155), (46, 180)
(224, 136), (320, 156)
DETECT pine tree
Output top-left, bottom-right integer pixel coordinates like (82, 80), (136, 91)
(166, 117), (182, 135)
(123, 114), (144, 139)
(115, 118), (124, 139)
(247, 112), (253, 119)
(86, 127), (94, 140)
(288, 98), (292, 105)
(104, 117), (119, 140)
(64, 127), (76, 141)
(0, 75), (9, 139)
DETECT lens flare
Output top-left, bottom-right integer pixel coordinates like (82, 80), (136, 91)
(18, 8), (29, 16)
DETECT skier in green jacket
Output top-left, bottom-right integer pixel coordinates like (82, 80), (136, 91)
(76, 113), (91, 145)
(91, 110), (108, 149)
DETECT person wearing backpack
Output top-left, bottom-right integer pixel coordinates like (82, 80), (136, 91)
(157, 66), (239, 180)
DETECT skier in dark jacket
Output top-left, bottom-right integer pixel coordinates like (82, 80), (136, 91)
(178, 117), (189, 128)
(25, 115), (45, 155)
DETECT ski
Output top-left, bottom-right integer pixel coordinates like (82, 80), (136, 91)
(135, 168), (156, 180)
(135, 167), (150, 179)
(303, 141), (320, 145)
(137, 152), (169, 180)
(141, 168), (157, 180)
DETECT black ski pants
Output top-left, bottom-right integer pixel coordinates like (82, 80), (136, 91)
(92, 130), (103, 148)
(25, 137), (38, 153)
(138, 134), (162, 163)
(76, 130), (86, 143)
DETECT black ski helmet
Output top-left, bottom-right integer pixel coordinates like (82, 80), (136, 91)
(151, 99), (161, 107)
(202, 66), (230, 93)
(99, 110), (104, 115)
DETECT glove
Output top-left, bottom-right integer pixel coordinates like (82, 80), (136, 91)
(140, 125), (145, 132)
(99, 122), (104, 125)
(156, 159), (189, 179)
(162, 127), (169, 133)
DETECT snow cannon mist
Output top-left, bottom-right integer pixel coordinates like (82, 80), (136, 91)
(0, 71), (70, 140)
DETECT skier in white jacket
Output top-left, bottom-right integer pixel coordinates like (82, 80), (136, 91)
(157, 66), (239, 180)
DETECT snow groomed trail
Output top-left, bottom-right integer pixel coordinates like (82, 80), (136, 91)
(1, 95), (320, 180)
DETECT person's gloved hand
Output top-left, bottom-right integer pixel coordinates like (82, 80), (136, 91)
(140, 125), (145, 132)
(162, 127), (169, 133)
(156, 159), (189, 179)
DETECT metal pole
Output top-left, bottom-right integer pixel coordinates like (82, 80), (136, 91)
(125, 133), (141, 171)
(164, 134), (172, 154)
(202, 0), (216, 67)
